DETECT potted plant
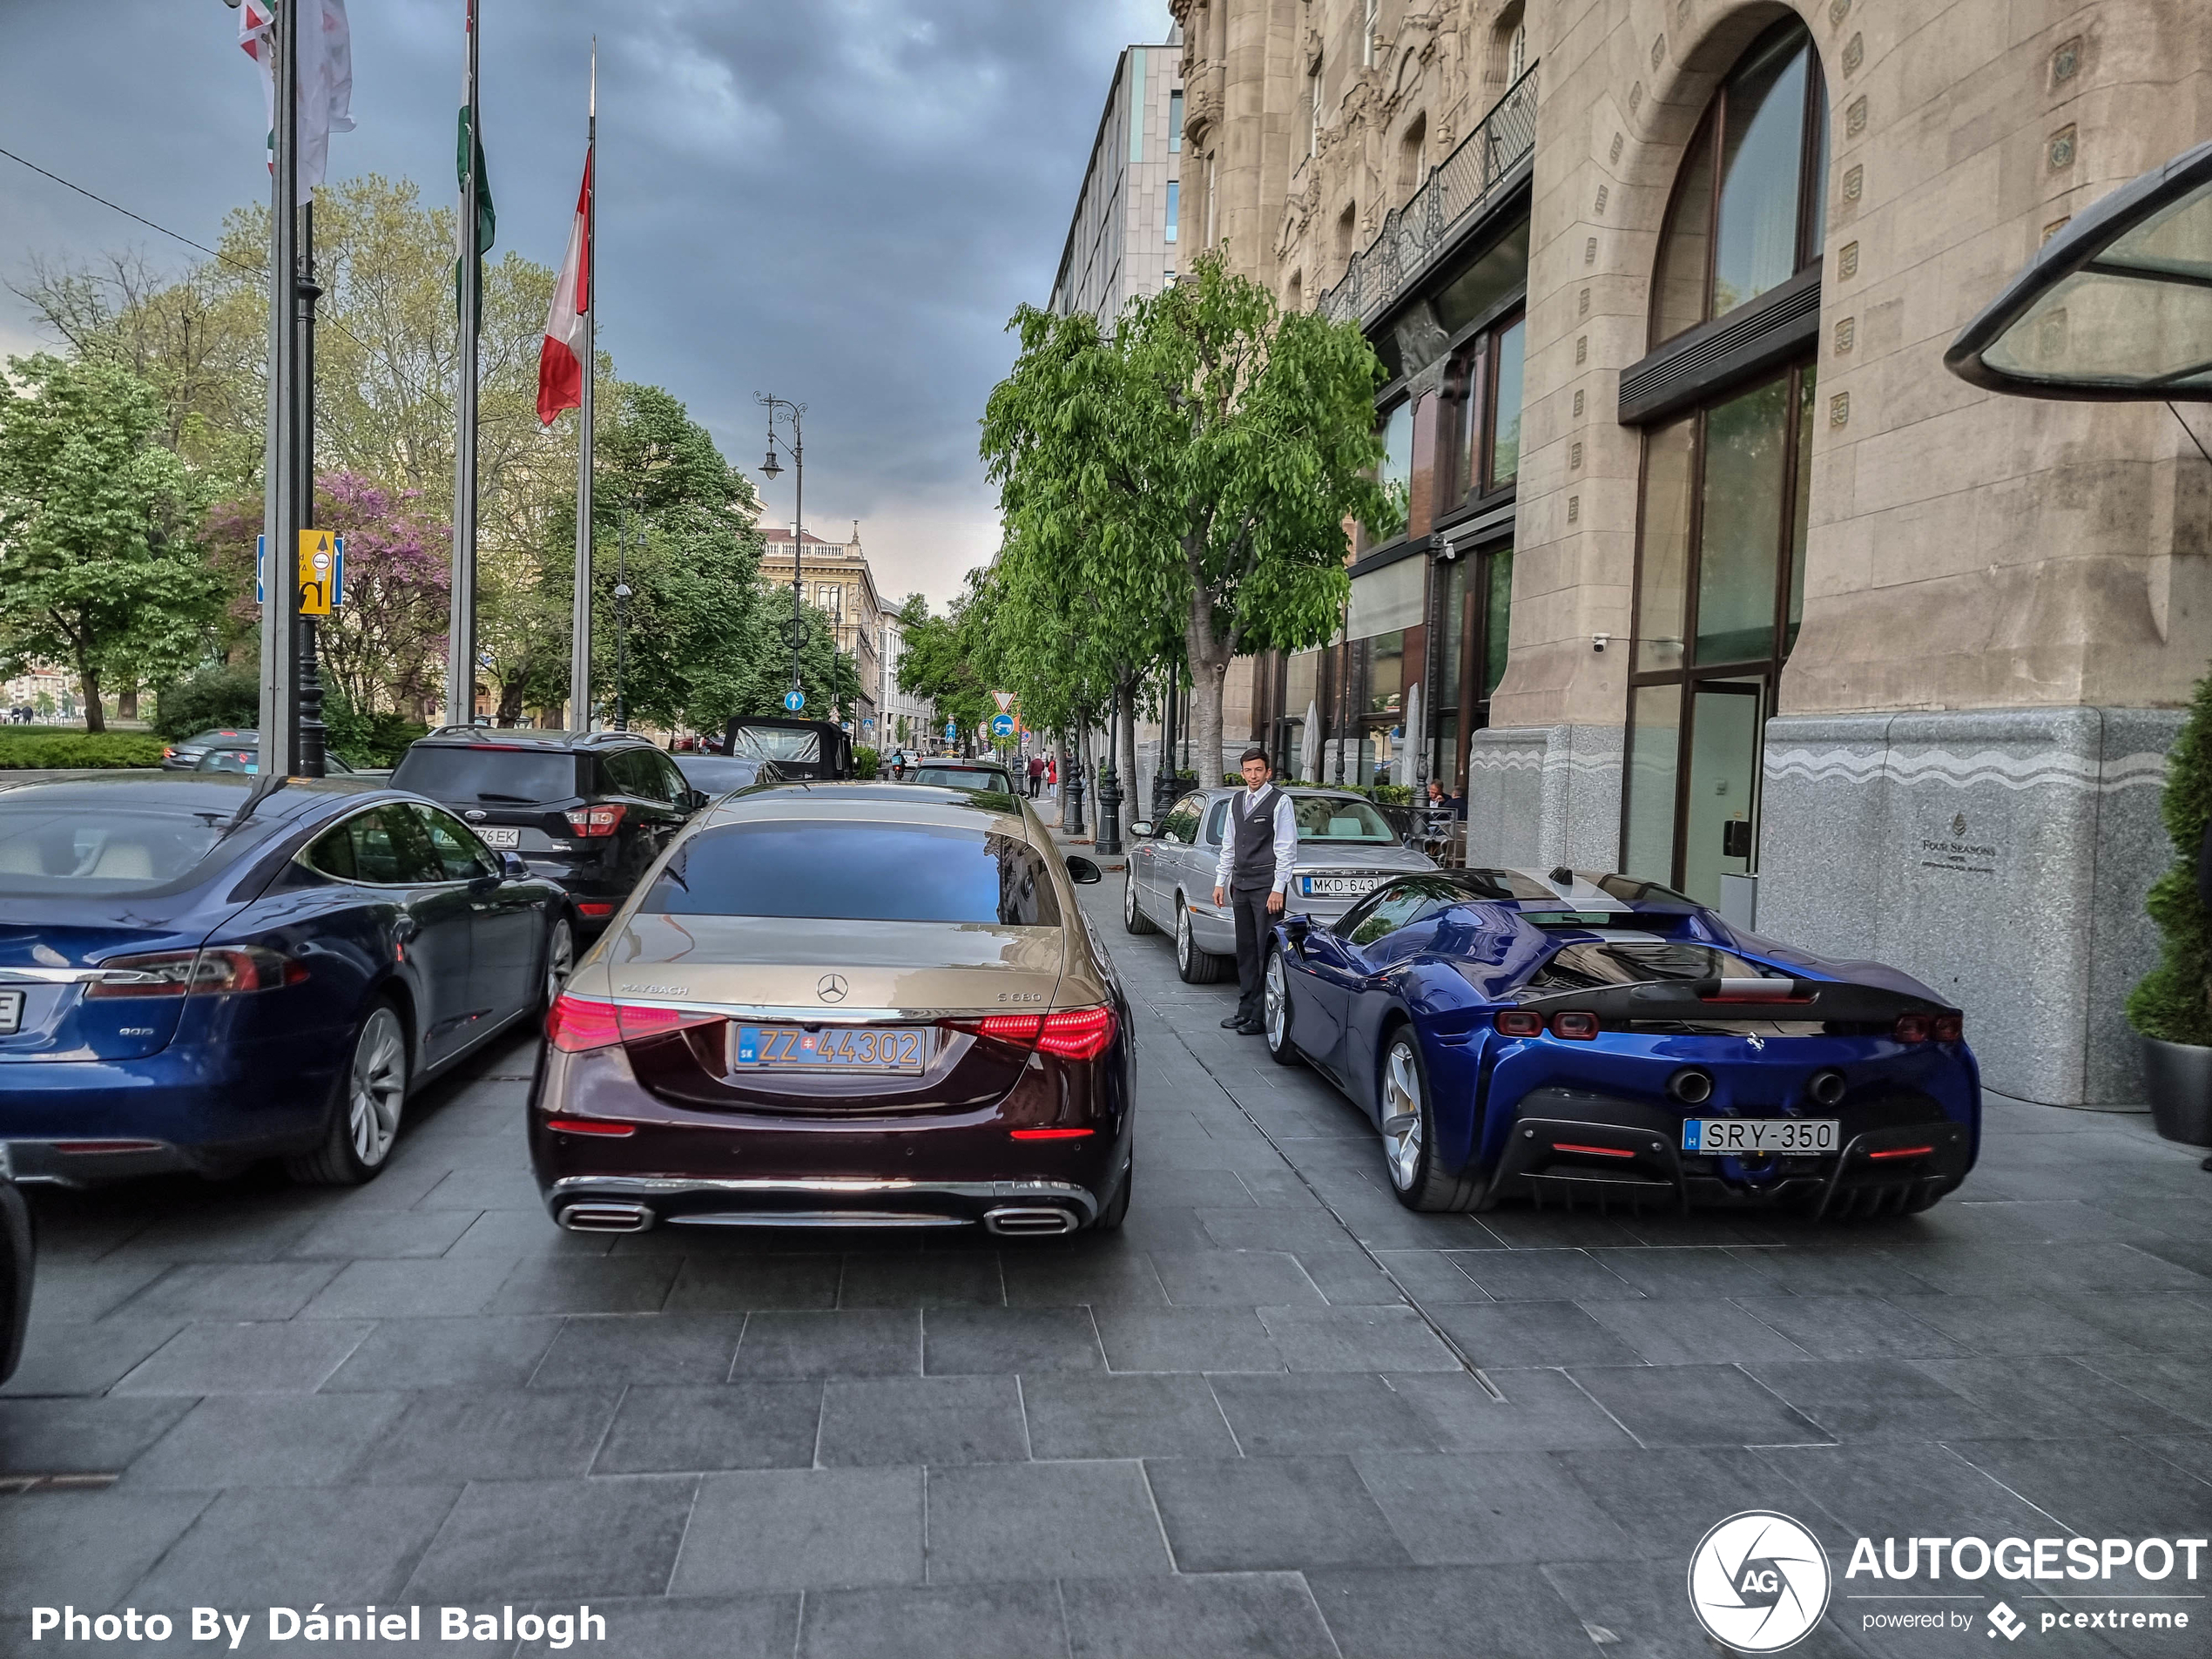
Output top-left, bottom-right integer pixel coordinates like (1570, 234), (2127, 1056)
(2128, 668), (2212, 1148)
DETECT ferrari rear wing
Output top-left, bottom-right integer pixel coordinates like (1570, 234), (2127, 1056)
(1516, 977), (1952, 1024)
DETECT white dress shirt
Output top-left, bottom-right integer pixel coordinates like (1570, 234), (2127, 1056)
(1214, 785), (1300, 896)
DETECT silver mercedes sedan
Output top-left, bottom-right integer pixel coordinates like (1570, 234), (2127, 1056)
(1123, 787), (1437, 983)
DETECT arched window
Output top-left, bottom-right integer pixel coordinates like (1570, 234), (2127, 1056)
(1650, 18), (1828, 347)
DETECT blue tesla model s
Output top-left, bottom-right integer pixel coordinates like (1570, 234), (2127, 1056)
(1262, 868), (1979, 1218)
(0, 772), (568, 1188)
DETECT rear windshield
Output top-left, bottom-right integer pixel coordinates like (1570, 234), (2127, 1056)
(730, 725), (820, 762)
(392, 745), (580, 805)
(641, 820), (1061, 926)
(914, 766), (1013, 792)
(0, 804), (230, 894)
(1292, 797), (1395, 843)
(1529, 940), (1785, 992)
(677, 756), (764, 793)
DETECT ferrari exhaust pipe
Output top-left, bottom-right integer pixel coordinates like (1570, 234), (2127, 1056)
(1807, 1069), (1847, 1107)
(559, 1202), (653, 1233)
(1667, 1068), (1714, 1106)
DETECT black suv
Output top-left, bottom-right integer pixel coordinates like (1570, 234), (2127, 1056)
(391, 729), (707, 933)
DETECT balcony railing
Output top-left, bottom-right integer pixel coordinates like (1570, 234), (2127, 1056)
(1318, 63), (1537, 327)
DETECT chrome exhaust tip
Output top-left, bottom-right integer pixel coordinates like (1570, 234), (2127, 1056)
(1667, 1068), (1715, 1106)
(1807, 1069), (1847, 1108)
(983, 1205), (1079, 1237)
(559, 1202), (654, 1233)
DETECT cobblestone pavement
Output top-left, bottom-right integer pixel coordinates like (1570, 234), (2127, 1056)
(5, 871), (2211, 1658)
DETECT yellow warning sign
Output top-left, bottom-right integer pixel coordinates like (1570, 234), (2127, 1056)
(298, 529), (336, 617)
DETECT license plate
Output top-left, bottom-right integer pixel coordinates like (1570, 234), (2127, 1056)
(475, 827), (522, 848)
(1301, 873), (1382, 898)
(732, 1025), (926, 1072)
(1683, 1118), (1838, 1154)
(0, 989), (20, 1035)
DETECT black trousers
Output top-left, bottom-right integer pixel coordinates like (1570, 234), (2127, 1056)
(1231, 886), (1276, 1025)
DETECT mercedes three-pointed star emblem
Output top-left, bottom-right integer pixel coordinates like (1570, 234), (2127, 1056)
(816, 974), (848, 1003)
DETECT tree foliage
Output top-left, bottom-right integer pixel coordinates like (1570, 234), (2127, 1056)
(0, 354), (222, 732)
(896, 583), (997, 746)
(2130, 669), (2212, 1044)
(981, 253), (1386, 775)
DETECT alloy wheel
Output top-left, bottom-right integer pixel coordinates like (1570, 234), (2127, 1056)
(1177, 904), (1192, 971)
(1264, 952), (1287, 1048)
(544, 917), (576, 1006)
(1380, 1038), (1424, 1191)
(347, 1007), (407, 1168)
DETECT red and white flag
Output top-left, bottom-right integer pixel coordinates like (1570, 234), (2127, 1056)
(537, 150), (591, 428)
(239, 0), (354, 199)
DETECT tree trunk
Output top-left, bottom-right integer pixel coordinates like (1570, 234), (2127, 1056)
(78, 662), (105, 734)
(1116, 678), (1138, 802)
(118, 686), (138, 721)
(1188, 624), (1231, 789)
(496, 680), (526, 727)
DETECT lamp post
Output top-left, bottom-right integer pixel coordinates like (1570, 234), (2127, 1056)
(1096, 692), (1123, 855)
(612, 504), (632, 732)
(756, 395), (805, 711)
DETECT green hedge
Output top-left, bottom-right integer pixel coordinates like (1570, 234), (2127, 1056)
(0, 732), (165, 769)
(154, 667), (260, 741)
(853, 745), (880, 780)
(2128, 669), (2212, 1044)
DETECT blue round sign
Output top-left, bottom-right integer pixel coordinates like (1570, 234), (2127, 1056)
(990, 713), (1016, 738)
(783, 689), (806, 712)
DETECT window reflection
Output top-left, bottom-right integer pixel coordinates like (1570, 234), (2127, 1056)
(1372, 401), (1413, 542)
(1489, 318), (1526, 485)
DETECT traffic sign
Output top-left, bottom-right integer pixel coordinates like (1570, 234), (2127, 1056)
(861, 718), (875, 734)
(991, 690), (1016, 714)
(783, 689), (806, 712)
(944, 720), (958, 741)
(258, 534), (344, 609)
(297, 529), (338, 616)
(990, 712), (1015, 738)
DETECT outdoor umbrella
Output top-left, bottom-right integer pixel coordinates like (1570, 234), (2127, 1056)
(1300, 699), (1321, 785)
(1402, 682), (1422, 790)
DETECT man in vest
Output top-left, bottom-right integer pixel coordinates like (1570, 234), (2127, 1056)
(1212, 745), (1298, 1034)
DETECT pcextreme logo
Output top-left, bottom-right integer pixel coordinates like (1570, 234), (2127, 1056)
(1687, 1511), (1834, 1652)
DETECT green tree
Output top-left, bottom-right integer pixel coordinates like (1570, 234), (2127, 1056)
(981, 253), (1386, 777)
(897, 583), (996, 748)
(0, 354), (221, 731)
(2129, 669), (2212, 1044)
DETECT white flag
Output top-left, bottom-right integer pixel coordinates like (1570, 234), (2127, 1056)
(239, 0), (354, 199)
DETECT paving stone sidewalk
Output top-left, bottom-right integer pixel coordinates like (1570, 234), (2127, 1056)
(4, 871), (2210, 1658)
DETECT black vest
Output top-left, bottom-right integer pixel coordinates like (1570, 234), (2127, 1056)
(1230, 786), (1281, 892)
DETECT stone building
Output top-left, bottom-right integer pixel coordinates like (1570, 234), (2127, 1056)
(1171, 0), (2212, 1109)
(1050, 37), (1187, 322)
(759, 522), (886, 742)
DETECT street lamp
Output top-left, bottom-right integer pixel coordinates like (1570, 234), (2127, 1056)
(756, 395), (806, 711)
(612, 503), (633, 732)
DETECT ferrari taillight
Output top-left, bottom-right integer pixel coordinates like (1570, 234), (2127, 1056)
(1494, 1009), (1543, 1037)
(1550, 1010), (1600, 1041)
(1930, 1010), (1963, 1042)
(1893, 1013), (1931, 1043)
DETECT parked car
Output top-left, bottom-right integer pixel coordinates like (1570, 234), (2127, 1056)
(907, 760), (1017, 794)
(725, 718), (853, 780)
(0, 772), (568, 1187)
(195, 744), (361, 776)
(1123, 788), (1438, 985)
(0, 1147), (29, 1386)
(530, 781), (1133, 1237)
(160, 726), (254, 770)
(1262, 867), (1979, 1217)
(391, 729), (709, 935)
(673, 752), (777, 799)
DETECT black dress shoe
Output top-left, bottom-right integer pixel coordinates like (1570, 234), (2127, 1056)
(1221, 1015), (1247, 1028)
(1237, 1022), (1266, 1035)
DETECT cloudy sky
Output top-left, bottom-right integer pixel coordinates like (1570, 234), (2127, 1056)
(0, 0), (1171, 606)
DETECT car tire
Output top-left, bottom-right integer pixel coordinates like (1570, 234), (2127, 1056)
(1123, 871), (1157, 935)
(1090, 1154), (1133, 1232)
(1378, 1027), (1482, 1212)
(285, 999), (409, 1187)
(1175, 899), (1227, 985)
(541, 913), (577, 1009)
(1263, 945), (1303, 1068)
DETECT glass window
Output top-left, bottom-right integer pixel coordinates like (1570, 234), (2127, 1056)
(729, 724), (822, 763)
(1530, 938), (1784, 992)
(1372, 401), (1413, 543)
(1161, 792), (1205, 845)
(1649, 20), (1826, 346)
(1488, 317), (1526, 487)
(677, 755), (765, 795)
(1366, 631), (1404, 716)
(1635, 415), (1696, 674)
(1695, 376), (1790, 664)
(1291, 796), (1395, 843)
(1165, 180), (1178, 243)
(414, 806), (498, 882)
(312, 806), (439, 887)
(1341, 882), (1434, 947)
(1204, 800), (1230, 846)
(1788, 362), (1816, 654)
(0, 802), (228, 894)
(1438, 558), (1467, 713)
(640, 822), (1062, 927)
(1433, 218), (1530, 334)
(392, 745), (580, 806)
(1482, 548), (1514, 698)
(1622, 685), (1681, 887)
(1169, 90), (1183, 152)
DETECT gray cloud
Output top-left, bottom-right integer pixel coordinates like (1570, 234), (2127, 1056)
(0, 0), (1170, 604)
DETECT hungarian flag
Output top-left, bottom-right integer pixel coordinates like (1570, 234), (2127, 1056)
(239, 0), (354, 199)
(537, 150), (590, 428)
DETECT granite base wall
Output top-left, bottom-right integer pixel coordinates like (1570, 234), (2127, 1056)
(1758, 708), (2178, 1109)
(1463, 725), (1624, 871)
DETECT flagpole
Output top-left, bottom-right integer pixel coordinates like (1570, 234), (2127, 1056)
(257, 0), (302, 779)
(446, 0), (482, 728)
(569, 41), (596, 731)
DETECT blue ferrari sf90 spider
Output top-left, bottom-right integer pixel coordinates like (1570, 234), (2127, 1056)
(1261, 868), (1979, 1218)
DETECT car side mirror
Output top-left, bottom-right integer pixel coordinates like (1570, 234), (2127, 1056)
(1283, 914), (1312, 950)
(1064, 854), (1103, 885)
(686, 789), (711, 811)
(500, 851), (529, 880)
(1129, 820), (1154, 840)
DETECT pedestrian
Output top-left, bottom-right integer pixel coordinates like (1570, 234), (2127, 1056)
(1027, 753), (1044, 799)
(1211, 745), (1298, 1035)
(1047, 754), (1057, 791)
